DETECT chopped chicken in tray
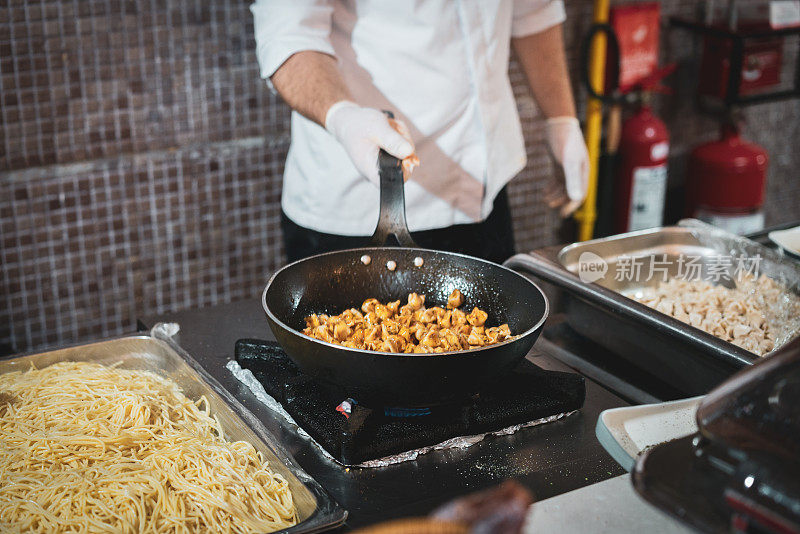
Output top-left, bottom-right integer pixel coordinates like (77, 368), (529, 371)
(303, 290), (512, 353)
(630, 274), (800, 356)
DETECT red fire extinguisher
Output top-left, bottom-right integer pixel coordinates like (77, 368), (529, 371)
(687, 122), (768, 235)
(614, 102), (670, 233)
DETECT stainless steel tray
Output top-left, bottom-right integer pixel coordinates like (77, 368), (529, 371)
(0, 332), (347, 534)
(505, 220), (800, 397)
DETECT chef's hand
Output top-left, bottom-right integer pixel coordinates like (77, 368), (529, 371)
(545, 116), (590, 217)
(325, 101), (417, 185)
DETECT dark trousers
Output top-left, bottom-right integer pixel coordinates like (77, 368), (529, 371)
(281, 188), (516, 264)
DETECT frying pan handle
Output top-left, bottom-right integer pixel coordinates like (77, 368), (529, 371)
(370, 111), (418, 247)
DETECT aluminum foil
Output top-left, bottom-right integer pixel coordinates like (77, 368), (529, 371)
(357, 411), (575, 468)
(225, 361), (321, 446)
(226, 360), (575, 468)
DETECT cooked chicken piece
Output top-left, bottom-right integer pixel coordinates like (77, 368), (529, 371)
(363, 311), (378, 326)
(414, 326), (425, 342)
(340, 308), (363, 325)
(467, 329), (485, 346)
(485, 324), (511, 343)
(467, 308), (488, 327)
(407, 292), (425, 310)
(333, 321), (352, 342)
(361, 298), (380, 314)
(421, 329), (441, 348)
(383, 335), (406, 353)
(419, 308), (438, 324)
(306, 314), (321, 328)
(451, 308), (467, 327)
(381, 319), (400, 336)
(447, 289), (465, 309)
(313, 325), (333, 343)
(375, 304), (393, 321)
(351, 328), (364, 345)
(386, 300), (401, 314)
(364, 325), (381, 343)
(441, 329), (462, 350)
(432, 307), (447, 320)
(440, 309), (452, 328)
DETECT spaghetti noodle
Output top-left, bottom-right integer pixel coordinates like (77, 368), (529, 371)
(0, 361), (297, 533)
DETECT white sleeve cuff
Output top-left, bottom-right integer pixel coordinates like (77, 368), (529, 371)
(255, 37), (336, 81)
(256, 38), (336, 93)
(511, 0), (567, 38)
(250, 0), (335, 92)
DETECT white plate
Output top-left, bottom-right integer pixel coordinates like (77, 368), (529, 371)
(595, 396), (703, 471)
(769, 226), (800, 259)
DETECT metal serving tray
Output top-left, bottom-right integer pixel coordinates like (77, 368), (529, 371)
(0, 332), (346, 534)
(504, 220), (800, 397)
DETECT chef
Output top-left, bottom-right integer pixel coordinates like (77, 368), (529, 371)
(252, 0), (589, 264)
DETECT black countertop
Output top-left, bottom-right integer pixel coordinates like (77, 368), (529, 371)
(141, 298), (628, 530)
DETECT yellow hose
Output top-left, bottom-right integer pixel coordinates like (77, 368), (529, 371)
(575, 0), (610, 241)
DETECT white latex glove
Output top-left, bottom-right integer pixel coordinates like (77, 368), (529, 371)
(325, 101), (417, 185)
(545, 116), (590, 217)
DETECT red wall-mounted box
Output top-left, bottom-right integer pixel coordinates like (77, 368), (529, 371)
(698, 30), (783, 99)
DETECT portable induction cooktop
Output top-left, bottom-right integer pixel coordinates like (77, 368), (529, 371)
(233, 339), (586, 465)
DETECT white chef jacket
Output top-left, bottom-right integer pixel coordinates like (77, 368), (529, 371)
(252, 0), (566, 235)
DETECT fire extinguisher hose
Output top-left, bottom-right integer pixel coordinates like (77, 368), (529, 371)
(576, 0), (612, 242)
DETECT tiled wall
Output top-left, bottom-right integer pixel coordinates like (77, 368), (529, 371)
(2, 0), (799, 353)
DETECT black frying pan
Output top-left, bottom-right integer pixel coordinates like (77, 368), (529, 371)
(262, 147), (549, 407)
